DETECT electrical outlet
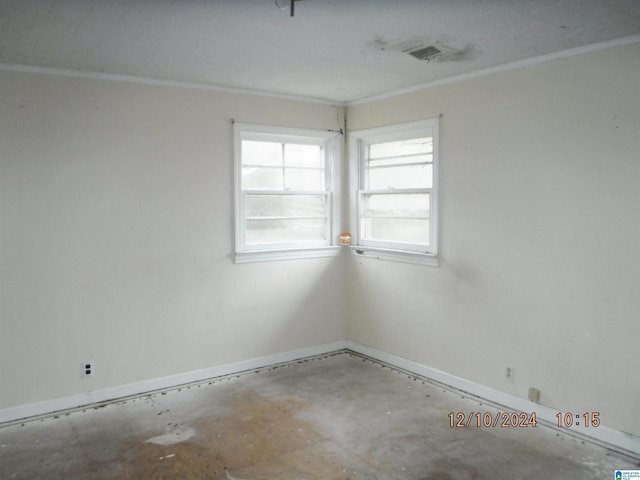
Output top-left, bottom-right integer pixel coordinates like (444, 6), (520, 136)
(82, 362), (94, 378)
(528, 387), (541, 403)
(504, 365), (514, 382)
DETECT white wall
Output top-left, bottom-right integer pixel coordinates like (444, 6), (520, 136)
(0, 71), (347, 409)
(1, 42), (639, 441)
(346, 42), (640, 437)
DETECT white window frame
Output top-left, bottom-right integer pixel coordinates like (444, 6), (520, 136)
(234, 122), (342, 263)
(349, 118), (439, 267)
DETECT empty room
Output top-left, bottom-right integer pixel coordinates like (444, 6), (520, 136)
(1, 1), (639, 478)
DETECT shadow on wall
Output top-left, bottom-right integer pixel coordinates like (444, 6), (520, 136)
(226, 254), (348, 360)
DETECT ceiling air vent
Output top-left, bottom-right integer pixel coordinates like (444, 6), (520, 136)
(405, 45), (442, 61)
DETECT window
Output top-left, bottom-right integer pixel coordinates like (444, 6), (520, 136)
(234, 123), (341, 263)
(349, 118), (439, 266)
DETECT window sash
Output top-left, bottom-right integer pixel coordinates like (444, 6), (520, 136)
(242, 165), (326, 191)
(239, 189), (332, 251)
(357, 190), (431, 252)
(350, 118), (439, 258)
(234, 123), (340, 257)
(242, 191), (330, 248)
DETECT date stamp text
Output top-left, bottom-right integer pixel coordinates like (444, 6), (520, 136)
(448, 411), (602, 429)
(448, 411), (538, 428)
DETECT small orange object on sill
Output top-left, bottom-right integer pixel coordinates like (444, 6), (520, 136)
(339, 233), (351, 245)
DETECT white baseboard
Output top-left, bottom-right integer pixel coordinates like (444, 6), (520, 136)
(345, 341), (640, 458)
(0, 340), (348, 425)
(2, 338), (638, 458)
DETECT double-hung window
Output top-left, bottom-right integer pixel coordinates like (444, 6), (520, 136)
(349, 118), (439, 266)
(234, 123), (341, 263)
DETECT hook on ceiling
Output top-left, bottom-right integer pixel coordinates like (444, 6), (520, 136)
(275, 0), (303, 17)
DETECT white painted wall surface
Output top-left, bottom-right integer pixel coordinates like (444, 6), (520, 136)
(1, 42), (638, 443)
(0, 72), (347, 409)
(346, 43), (640, 437)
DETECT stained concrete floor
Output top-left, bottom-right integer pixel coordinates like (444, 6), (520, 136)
(0, 351), (638, 480)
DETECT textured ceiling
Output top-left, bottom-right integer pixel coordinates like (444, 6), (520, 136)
(1, 0), (639, 103)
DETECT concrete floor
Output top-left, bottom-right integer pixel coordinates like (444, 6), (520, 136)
(0, 351), (638, 479)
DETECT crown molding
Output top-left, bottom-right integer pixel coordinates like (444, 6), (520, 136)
(348, 35), (640, 106)
(0, 62), (344, 106)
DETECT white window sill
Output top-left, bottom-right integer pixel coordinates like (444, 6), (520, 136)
(348, 245), (439, 267)
(234, 246), (343, 264)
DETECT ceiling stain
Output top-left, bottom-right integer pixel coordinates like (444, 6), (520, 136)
(431, 44), (478, 63)
(368, 36), (479, 63)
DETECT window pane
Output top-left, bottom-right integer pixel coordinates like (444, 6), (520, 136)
(285, 144), (323, 168)
(368, 164), (432, 189)
(242, 167), (283, 190)
(362, 217), (429, 245)
(284, 168), (325, 190)
(235, 124), (338, 255)
(369, 137), (432, 159)
(242, 141), (282, 166)
(363, 193), (430, 218)
(362, 193), (430, 245)
(246, 218), (327, 244)
(368, 153), (432, 168)
(351, 118), (439, 255)
(245, 194), (326, 218)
